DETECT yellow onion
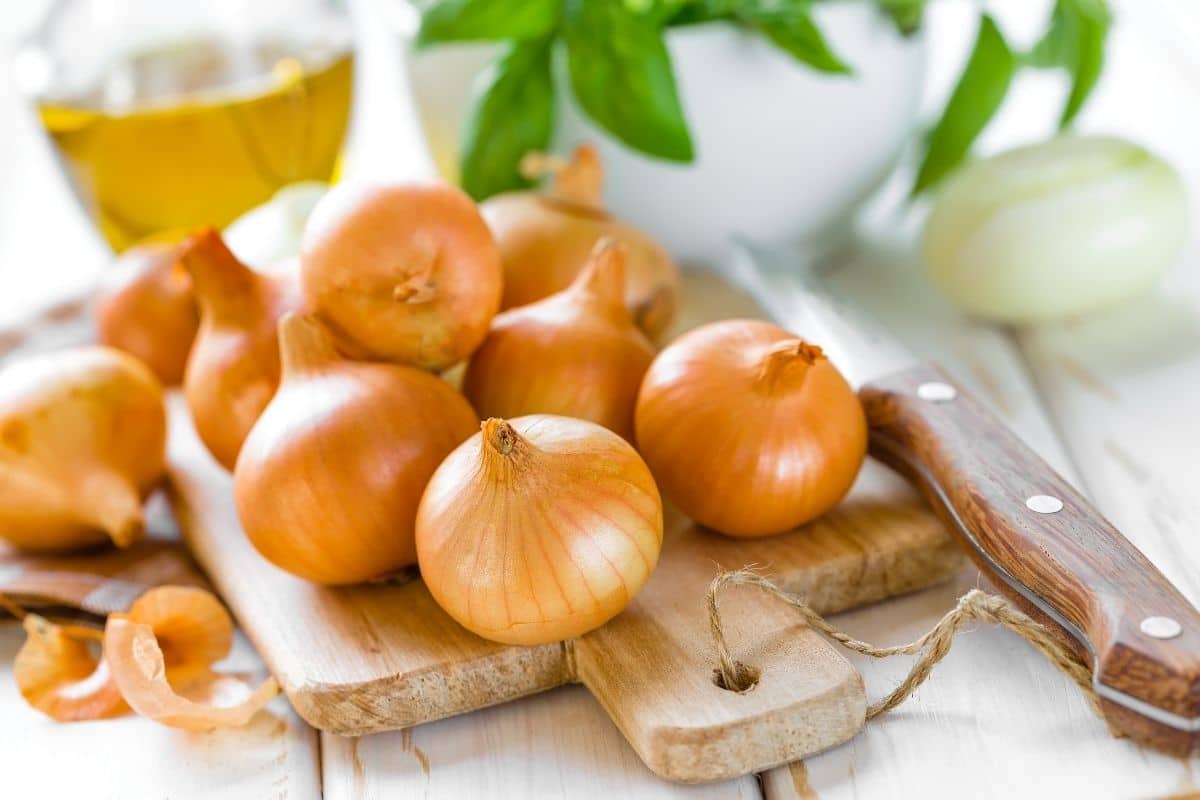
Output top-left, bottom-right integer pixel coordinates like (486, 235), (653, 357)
(94, 240), (199, 385)
(635, 319), (866, 537)
(462, 239), (654, 441)
(481, 144), (681, 339)
(300, 181), (502, 370)
(416, 415), (663, 645)
(0, 346), (165, 551)
(234, 313), (479, 585)
(181, 227), (303, 471)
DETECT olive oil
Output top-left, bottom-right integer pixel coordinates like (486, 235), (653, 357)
(39, 39), (353, 250)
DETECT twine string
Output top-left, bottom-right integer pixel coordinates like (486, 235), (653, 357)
(706, 568), (1103, 720)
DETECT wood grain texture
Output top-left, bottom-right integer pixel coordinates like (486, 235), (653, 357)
(166, 271), (961, 782)
(860, 363), (1200, 754)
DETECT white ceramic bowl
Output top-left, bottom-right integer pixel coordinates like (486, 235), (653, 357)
(401, 4), (925, 265)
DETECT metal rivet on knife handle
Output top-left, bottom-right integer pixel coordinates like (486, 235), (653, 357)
(1025, 495), (1064, 514)
(916, 382), (957, 402)
(1140, 616), (1183, 640)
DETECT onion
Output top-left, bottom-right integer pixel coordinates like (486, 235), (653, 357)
(635, 319), (866, 538)
(181, 227), (303, 471)
(0, 346), (165, 551)
(104, 586), (279, 730)
(300, 181), (502, 371)
(416, 415), (663, 645)
(462, 239), (655, 441)
(481, 145), (681, 340)
(923, 135), (1189, 323)
(94, 240), (199, 385)
(234, 313), (479, 585)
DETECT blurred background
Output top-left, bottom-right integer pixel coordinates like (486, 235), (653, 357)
(1, 0), (1197, 326)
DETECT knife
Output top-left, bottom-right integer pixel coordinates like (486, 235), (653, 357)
(722, 240), (1200, 755)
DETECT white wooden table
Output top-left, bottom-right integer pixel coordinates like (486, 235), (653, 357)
(2, 1), (1198, 797)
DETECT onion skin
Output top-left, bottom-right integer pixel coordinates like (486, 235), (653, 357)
(635, 319), (866, 538)
(923, 135), (1189, 323)
(182, 227), (303, 471)
(104, 586), (279, 730)
(0, 346), (165, 552)
(301, 182), (502, 371)
(462, 239), (655, 441)
(481, 145), (681, 340)
(15, 616), (127, 721)
(95, 241), (199, 385)
(234, 313), (479, 585)
(416, 415), (663, 645)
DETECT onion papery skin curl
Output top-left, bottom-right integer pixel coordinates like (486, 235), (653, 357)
(95, 240), (199, 385)
(300, 181), (503, 371)
(181, 227), (303, 471)
(634, 319), (867, 538)
(234, 313), (479, 585)
(0, 346), (165, 552)
(462, 239), (655, 442)
(416, 415), (663, 646)
(15, 615), (127, 721)
(481, 145), (681, 340)
(104, 585), (280, 730)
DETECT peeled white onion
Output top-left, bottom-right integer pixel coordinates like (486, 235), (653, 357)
(922, 136), (1188, 323)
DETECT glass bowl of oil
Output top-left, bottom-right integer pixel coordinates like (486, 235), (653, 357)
(16, 0), (354, 251)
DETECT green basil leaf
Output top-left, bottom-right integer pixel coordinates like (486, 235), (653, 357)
(417, 0), (559, 46)
(752, 11), (851, 74)
(458, 40), (555, 201)
(1058, 7), (1107, 127)
(879, 0), (925, 37)
(1026, 2), (1073, 68)
(913, 15), (1016, 194)
(563, 0), (694, 162)
(1024, 0), (1110, 127)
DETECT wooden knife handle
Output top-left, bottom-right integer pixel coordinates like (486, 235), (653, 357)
(860, 364), (1200, 733)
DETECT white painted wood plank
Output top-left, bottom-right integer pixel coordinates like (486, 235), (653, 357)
(767, 1), (1200, 796)
(321, 686), (760, 800)
(0, 622), (321, 800)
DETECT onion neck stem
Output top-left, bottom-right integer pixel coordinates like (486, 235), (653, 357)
(480, 418), (533, 475)
(569, 239), (627, 312)
(755, 340), (824, 391)
(76, 471), (144, 548)
(180, 227), (262, 321)
(278, 313), (342, 376)
(520, 145), (604, 209)
(391, 242), (439, 304)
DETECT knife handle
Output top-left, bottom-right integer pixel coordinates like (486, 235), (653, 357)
(859, 364), (1200, 744)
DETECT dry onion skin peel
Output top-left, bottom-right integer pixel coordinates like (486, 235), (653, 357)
(234, 313), (479, 585)
(480, 144), (682, 340)
(181, 227), (303, 471)
(103, 586), (279, 730)
(416, 415), (663, 645)
(15, 616), (127, 721)
(300, 182), (503, 371)
(923, 135), (1189, 323)
(462, 239), (655, 441)
(635, 320), (867, 538)
(94, 240), (199, 385)
(0, 346), (166, 552)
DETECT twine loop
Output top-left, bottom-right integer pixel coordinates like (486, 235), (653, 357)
(706, 568), (1102, 720)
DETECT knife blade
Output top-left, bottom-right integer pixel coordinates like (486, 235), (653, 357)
(723, 239), (1200, 755)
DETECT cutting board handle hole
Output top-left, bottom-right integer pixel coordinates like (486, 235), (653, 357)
(712, 660), (760, 693)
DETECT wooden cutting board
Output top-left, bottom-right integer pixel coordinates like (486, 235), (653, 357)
(166, 271), (962, 783)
